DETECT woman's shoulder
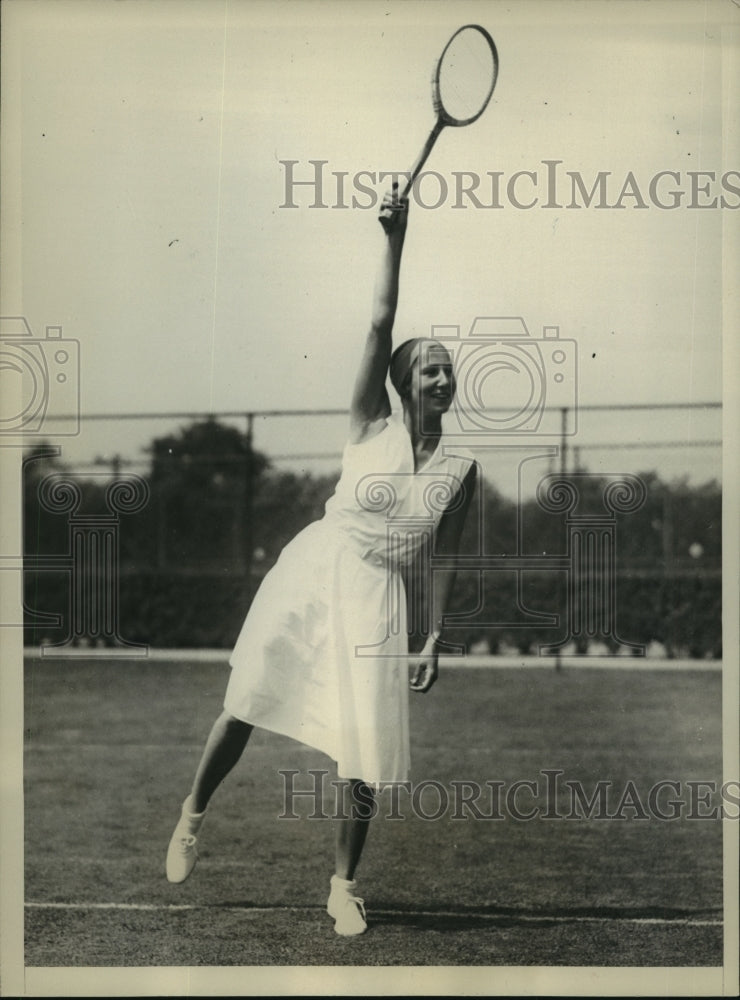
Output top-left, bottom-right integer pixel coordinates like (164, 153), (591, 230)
(346, 415), (391, 449)
(439, 436), (476, 471)
(346, 409), (407, 447)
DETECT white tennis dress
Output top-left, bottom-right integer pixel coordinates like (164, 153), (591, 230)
(224, 411), (474, 785)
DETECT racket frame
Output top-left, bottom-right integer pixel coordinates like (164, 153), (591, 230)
(380, 23), (499, 221)
(400, 24), (498, 199)
(432, 23), (499, 129)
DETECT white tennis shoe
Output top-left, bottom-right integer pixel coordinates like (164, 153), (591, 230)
(166, 796), (205, 884)
(327, 875), (367, 936)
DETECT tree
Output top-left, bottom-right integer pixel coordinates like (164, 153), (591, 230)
(23, 443), (69, 556)
(143, 418), (269, 570)
(252, 468), (339, 569)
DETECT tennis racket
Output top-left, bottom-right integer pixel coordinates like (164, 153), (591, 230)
(380, 24), (499, 225)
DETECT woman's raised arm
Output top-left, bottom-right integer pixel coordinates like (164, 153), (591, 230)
(349, 187), (409, 444)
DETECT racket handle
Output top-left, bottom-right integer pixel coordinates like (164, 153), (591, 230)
(379, 119), (445, 229)
(401, 118), (445, 198)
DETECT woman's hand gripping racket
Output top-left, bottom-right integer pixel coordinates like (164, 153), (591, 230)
(380, 23), (499, 229)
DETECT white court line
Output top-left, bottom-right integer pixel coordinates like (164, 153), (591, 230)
(24, 901), (723, 927)
(23, 649), (723, 670)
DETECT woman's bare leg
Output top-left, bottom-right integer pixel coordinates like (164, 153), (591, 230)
(334, 779), (375, 880)
(327, 780), (374, 934)
(189, 710), (253, 813)
(166, 710), (253, 882)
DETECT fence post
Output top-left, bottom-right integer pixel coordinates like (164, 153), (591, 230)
(244, 412), (255, 588)
(555, 407), (569, 671)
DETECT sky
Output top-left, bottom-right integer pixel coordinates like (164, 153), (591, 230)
(2, 0), (736, 492)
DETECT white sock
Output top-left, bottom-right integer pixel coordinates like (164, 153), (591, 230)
(330, 875), (356, 892)
(182, 796), (206, 831)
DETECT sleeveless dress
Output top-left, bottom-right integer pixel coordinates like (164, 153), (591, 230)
(224, 411), (474, 785)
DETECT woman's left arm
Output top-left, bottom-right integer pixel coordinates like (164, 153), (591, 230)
(410, 462), (478, 693)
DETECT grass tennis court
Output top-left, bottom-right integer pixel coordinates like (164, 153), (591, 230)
(24, 654), (723, 968)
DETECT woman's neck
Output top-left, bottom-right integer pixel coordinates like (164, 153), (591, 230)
(402, 403), (442, 452)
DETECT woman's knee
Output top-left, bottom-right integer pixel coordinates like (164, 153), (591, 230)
(217, 710), (253, 738)
(342, 779), (375, 817)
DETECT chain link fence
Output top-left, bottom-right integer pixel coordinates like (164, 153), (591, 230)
(19, 402), (721, 658)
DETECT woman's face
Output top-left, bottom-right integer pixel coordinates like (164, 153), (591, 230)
(409, 342), (456, 416)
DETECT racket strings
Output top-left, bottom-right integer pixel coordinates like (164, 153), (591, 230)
(437, 29), (497, 124)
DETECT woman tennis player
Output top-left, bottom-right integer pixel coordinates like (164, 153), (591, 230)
(166, 185), (477, 936)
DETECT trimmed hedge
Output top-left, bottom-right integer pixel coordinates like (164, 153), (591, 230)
(23, 566), (721, 658)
